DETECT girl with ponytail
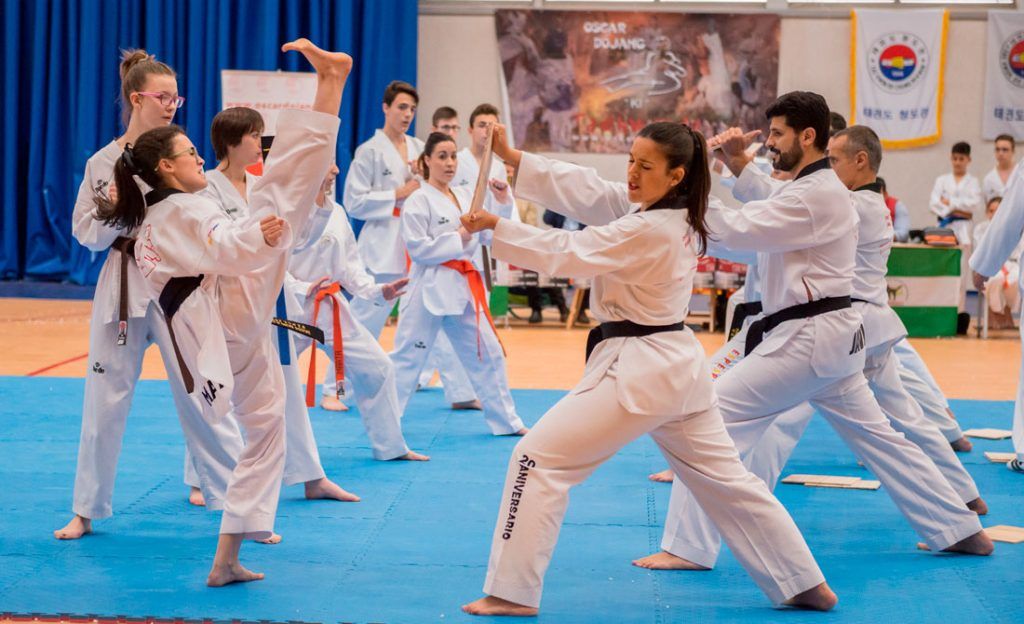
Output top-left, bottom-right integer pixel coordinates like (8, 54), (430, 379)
(58, 49), (244, 542)
(459, 122), (829, 617)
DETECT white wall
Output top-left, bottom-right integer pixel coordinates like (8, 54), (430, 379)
(418, 13), (1002, 227)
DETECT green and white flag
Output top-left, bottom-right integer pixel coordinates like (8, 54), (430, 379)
(886, 245), (960, 337)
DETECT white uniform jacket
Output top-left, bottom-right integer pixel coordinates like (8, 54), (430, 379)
(502, 152), (715, 418)
(343, 130), (424, 276)
(400, 183), (511, 315)
(972, 162), (1024, 286)
(929, 173), (982, 244)
(136, 109), (339, 421)
(983, 167), (1010, 203)
(72, 141), (150, 324)
(287, 202), (385, 336)
(708, 160), (865, 379)
(851, 186), (907, 350)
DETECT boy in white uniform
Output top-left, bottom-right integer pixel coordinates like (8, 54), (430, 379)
(287, 164), (428, 461)
(972, 161), (1024, 473)
(930, 141), (983, 310)
(983, 134), (1016, 201)
(343, 84), (477, 411)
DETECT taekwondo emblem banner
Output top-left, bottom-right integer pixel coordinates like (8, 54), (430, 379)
(982, 12), (1024, 140)
(495, 10), (780, 154)
(850, 9), (949, 149)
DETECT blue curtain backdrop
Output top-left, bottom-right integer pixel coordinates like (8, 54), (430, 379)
(0, 0), (417, 284)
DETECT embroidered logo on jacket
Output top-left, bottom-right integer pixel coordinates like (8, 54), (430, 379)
(137, 225), (162, 278)
(383, 167), (393, 177)
(438, 217), (450, 225)
(92, 362), (106, 374)
(200, 380), (225, 406)
(414, 340), (427, 349)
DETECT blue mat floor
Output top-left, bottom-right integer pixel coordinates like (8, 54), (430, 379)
(0, 376), (1021, 623)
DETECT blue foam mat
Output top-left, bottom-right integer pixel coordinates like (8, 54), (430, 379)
(0, 376), (1021, 623)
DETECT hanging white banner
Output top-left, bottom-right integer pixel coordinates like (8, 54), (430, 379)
(982, 12), (1024, 140)
(850, 9), (949, 149)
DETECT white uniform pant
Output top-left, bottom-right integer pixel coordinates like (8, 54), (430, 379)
(661, 323), (981, 568)
(391, 295), (523, 435)
(277, 328), (327, 485)
(350, 271), (476, 404)
(893, 338), (964, 443)
(482, 363), (825, 608)
(73, 301), (242, 519)
(312, 319), (411, 459)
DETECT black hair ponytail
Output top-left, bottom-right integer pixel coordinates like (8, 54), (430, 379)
(637, 122), (713, 256)
(95, 124), (185, 231)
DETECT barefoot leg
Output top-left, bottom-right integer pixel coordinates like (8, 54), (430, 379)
(397, 450), (431, 461)
(631, 551), (710, 571)
(462, 596), (538, 617)
(189, 487), (206, 507)
(281, 39), (353, 116)
(784, 582), (838, 611)
(53, 515), (92, 540)
(304, 477), (361, 502)
(648, 468), (674, 483)
(207, 533), (265, 587)
(967, 497), (988, 515)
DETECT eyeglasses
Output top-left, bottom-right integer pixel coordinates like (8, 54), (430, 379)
(136, 91), (186, 109)
(437, 124), (461, 134)
(156, 146), (201, 171)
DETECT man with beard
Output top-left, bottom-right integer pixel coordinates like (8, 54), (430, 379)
(633, 92), (992, 573)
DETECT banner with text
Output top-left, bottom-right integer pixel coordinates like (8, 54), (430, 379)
(221, 70), (317, 135)
(850, 9), (949, 149)
(982, 12), (1024, 140)
(495, 10), (779, 154)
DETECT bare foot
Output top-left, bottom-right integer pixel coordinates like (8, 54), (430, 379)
(305, 477), (360, 502)
(397, 450), (431, 461)
(507, 427), (529, 436)
(189, 487), (206, 507)
(648, 469), (674, 483)
(53, 515), (92, 540)
(462, 596), (538, 617)
(951, 437), (973, 453)
(281, 39), (353, 79)
(917, 530), (995, 556)
(784, 582), (838, 611)
(631, 551), (710, 570)
(320, 396), (349, 412)
(255, 532), (282, 545)
(206, 562), (265, 587)
(452, 399), (483, 411)
(967, 497), (988, 516)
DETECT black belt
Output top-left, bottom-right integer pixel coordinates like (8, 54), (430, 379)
(111, 236), (136, 346)
(585, 320), (687, 363)
(729, 301), (763, 340)
(744, 296), (852, 356)
(158, 275), (204, 394)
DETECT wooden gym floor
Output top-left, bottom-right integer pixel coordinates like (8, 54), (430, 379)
(0, 297), (1019, 400)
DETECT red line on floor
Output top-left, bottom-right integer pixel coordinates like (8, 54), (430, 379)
(25, 352), (89, 377)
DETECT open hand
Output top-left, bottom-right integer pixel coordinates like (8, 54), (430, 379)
(260, 215), (286, 247)
(461, 211), (499, 233)
(382, 277), (409, 301)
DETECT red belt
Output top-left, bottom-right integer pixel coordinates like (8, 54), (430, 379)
(441, 259), (506, 359)
(306, 282), (344, 407)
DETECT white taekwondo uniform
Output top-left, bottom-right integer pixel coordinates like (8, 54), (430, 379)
(479, 152), (826, 609)
(659, 172), (982, 567)
(70, 141), (241, 519)
(343, 130), (475, 404)
(660, 159), (981, 569)
(198, 166), (338, 483)
(983, 166), (1014, 202)
(286, 202), (413, 459)
(390, 182), (524, 435)
(971, 161), (1024, 462)
(930, 172), (983, 307)
(134, 109), (337, 538)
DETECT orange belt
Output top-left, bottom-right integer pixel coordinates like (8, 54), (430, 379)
(441, 259), (506, 359)
(306, 282), (344, 407)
